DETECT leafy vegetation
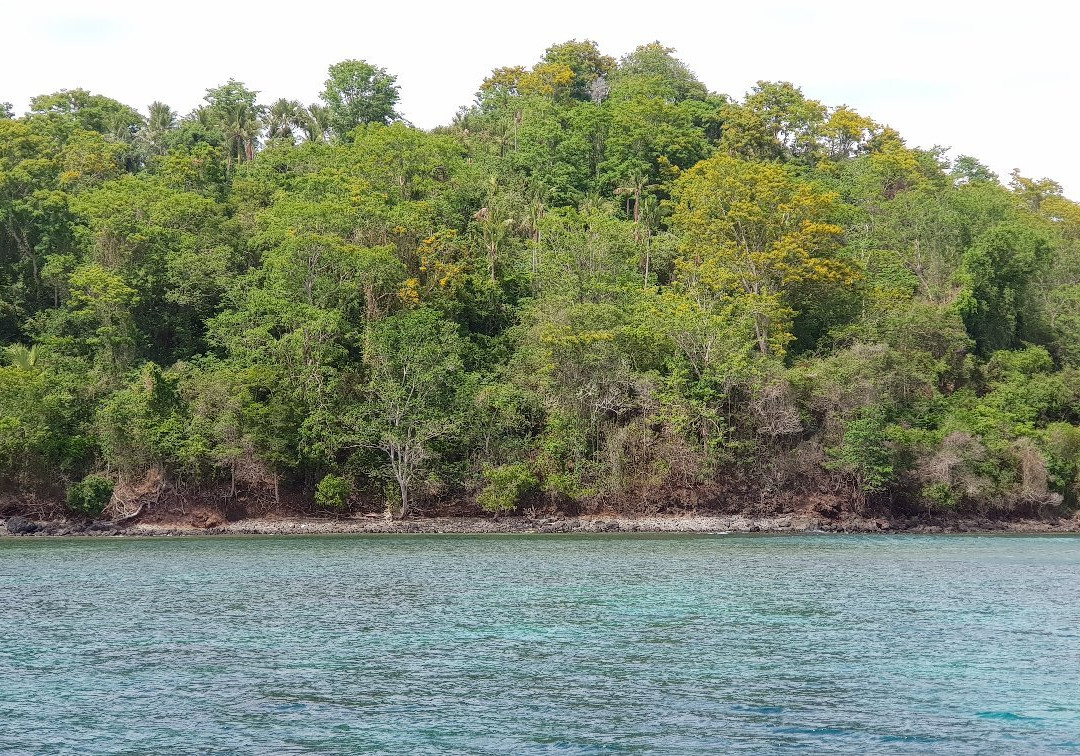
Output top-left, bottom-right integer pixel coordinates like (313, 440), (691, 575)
(2, 42), (1079, 520)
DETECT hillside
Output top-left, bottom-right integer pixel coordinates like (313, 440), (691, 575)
(3, 41), (1080, 524)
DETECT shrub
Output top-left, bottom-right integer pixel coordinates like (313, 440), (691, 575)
(66, 474), (114, 518)
(315, 474), (351, 511)
(922, 482), (959, 512)
(478, 463), (537, 515)
(826, 407), (895, 497)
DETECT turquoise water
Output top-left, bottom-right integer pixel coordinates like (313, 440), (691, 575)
(1, 534), (1079, 753)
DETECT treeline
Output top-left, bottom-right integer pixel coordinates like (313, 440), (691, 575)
(3, 41), (1080, 520)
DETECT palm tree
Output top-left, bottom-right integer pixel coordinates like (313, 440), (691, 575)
(191, 105), (215, 129)
(216, 101), (262, 169)
(105, 111), (144, 171)
(265, 98), (305, 143)
(5, 343), (39, 371)
(137, 101), (177, 156)
(301, 103), (331, 143)
(521, 183), (549, 286)
(615, 168), (651, 222)
(637, 195), (660, 288)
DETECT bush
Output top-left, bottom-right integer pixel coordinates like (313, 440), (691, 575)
(922, 482), (959, 512)
(826, 407), (895, 497)
(478, 463), (537, 515)
(66, 474), (114, 518)
(315, 473), (351, 511)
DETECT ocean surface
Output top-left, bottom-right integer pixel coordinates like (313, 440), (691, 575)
(1, 533), (1079, 754)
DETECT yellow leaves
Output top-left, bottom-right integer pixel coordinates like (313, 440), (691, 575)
(415, 229), (467, 294)
(670, 153), (861, 355)
(438, 264), (465, 289)
(527, 63), (575, 94)
(821, 105), (878, 159)
(480, 62), (575, 100)
(397, 277), (420, 305)
(656, 155), (681, 182)
(1041, 195), (1080, 241)
(673, 154), (852, 295)
(481, 66), (529, 94)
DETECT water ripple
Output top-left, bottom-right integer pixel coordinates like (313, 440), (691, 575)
(1, 533), (1079, 753)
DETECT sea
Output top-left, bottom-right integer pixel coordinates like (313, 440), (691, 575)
(2, 533), (1078, 753)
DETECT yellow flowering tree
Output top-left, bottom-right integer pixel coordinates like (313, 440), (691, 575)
(671, 154), (856, 357)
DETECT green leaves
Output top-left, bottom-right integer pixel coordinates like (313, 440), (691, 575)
(320, 59), (401, 140)
(3, 41), (1080, 520)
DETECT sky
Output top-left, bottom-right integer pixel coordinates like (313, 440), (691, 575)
(4, 0), (1076, 198)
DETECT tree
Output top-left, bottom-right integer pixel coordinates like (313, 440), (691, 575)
(827, 407), (895, 505)
(301, 103), (331, 143)
(203, 80), (263, 169)
(264, 98), (306, 143)
(951, 155), (998, 186)
(608, 42), (708, 103)
(956, 221), (1050, 353)
(671, 154), (855, 356)
(356, 308), (469, 518)
(541, 40), (615, 102)
(320, 59), (400, 141)
(4, 343), (39, 371)
(28, 89), (144, 138)
(137, 101), (177, 156)
(1009, 169), (1063, 212)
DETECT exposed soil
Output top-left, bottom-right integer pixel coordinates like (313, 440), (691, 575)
(4, 479), (1078, 537)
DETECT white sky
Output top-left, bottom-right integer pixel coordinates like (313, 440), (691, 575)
(3, 0), (1076, 198)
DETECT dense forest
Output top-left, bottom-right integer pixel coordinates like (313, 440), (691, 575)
(3, 41), (1080, 522)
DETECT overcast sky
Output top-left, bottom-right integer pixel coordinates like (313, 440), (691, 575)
(4, 0), (1075, 197)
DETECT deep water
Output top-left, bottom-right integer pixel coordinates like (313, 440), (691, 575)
(2, 534), (1079, 753)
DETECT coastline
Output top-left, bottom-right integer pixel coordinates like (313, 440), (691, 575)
(5, 511), (1080, 537)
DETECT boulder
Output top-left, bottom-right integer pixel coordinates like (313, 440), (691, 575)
(5, 516), (39, 535)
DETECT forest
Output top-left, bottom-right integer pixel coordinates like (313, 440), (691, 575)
(3, 41), (1080, 522)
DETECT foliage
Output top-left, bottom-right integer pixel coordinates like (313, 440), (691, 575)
(478, 463), (537, 514)
(320, 59), (400, 140)
(1, 41), (1079, 522)
(66, 474), (114, 518)
(315, 473), (351, 511)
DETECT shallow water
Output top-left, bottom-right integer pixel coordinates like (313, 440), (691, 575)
(1, 533), (1079, 753)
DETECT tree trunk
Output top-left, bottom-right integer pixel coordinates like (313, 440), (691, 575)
(643, 237), (650, 289)
(397, 474), (409, 520)
(754, 314), (771, 356)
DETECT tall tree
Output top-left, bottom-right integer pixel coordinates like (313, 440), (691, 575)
(319, 59), (401, 141)
(137, 101), (177, 156)
(264, 98), (306, 143)
(355, 308), (470, 518)
(203, 80), (263, 169)
(672, 154), (855, 356)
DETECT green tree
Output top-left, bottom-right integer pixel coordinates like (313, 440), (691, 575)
(320, 59), (401, 141)
(956, 222), (1050, 353)
(137, 101), (178, 157)
(355, 308), (469, 518)
(203, 80), (263, 169)
(264, 98), (306, 143)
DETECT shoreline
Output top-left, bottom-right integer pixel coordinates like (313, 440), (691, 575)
(5, 512), (1080, 537)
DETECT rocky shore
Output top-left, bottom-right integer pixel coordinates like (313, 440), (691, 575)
(4, 511), (1080, 537)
